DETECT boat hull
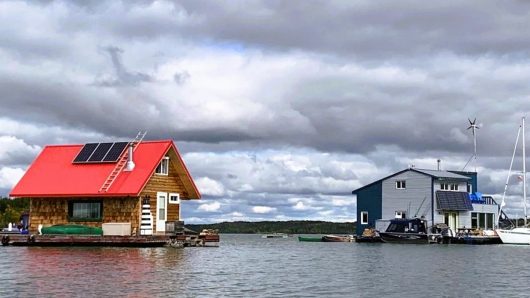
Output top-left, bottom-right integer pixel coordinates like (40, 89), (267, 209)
(298, 236), (322, 242)
(451, 236), (502, 245)
(321, 235), (354, 242)
(262, 234), (288, 238)
(355, 236), (382, 243)
(379, 232), (432, 244)
(496, 228), (530, 244)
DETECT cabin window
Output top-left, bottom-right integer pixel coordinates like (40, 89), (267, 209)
(395, 180), (406, 189)
(361, 211), (369, 224)
(467, 184), (472, 193)
(68, 201), (102, 221)
(169, 193), (180, 204)
(155, 156), (169, 175)
(395, 211), (406, 219)
(471, 212), (494, 229)
(450, 183), (459, 191)
(440, 183), (449, 190)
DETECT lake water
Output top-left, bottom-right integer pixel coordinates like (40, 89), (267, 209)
(1, 234), (530, 297)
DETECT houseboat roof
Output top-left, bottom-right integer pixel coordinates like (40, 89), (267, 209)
(352, 168), (471, 194)
(9, 140), (201, 199)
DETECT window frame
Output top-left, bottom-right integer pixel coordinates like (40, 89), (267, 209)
(68, 200), (103, 222)
(471, 212), (494, 229)
(168, 193), (180, 204)
(450, 183), (459, 191)
(440, 183), (449, 190)
(155, 156), (170, 175)
(361, 211), (369, 225)
(395, 180), (406, 189)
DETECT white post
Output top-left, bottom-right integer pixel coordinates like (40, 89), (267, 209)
(473, 126), (477, 172)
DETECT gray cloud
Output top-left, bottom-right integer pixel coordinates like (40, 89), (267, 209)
(94, 46), (154, 87)
(2, 1), (530, 220)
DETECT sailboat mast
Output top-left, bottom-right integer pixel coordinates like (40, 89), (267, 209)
(523, 117), (527, 227)
(497, 124), (521, 227)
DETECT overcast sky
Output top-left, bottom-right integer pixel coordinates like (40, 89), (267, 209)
(2, 1), (530, 223)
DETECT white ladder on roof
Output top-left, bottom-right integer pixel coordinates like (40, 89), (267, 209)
(98, 131), (147, 193)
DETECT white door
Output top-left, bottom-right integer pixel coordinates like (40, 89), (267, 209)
(156, 192), (167, 233)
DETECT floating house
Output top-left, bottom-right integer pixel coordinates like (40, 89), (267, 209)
(352, 167), (499, 236)
(9, 139), (200, 235)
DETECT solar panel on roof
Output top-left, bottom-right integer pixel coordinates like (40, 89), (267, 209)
(88, 143), (113, 162)
(436, 191), (473, 211)
(73, 143), (99, 163)
(102, 142), (129, 162)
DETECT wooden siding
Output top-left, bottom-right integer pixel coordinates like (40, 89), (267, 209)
(29, 197), (141, 234)
(140, 147), (187, 233)
(382, 170), (433, 224)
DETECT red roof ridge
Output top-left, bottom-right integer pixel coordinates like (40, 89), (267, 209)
(44, 144), (83, 148)
(44, 139), (174, 148)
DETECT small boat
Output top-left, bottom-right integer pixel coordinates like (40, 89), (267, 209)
(41, 224), (103, 235)
(199, 229), (220, 241)
(321, 235), (354, 242)
(261, 233), (288, 239)
(379, 218), (441, 244)
(355, 228), (382, 243)
(298, 236), (323, 242)
(452, 228), (502, 245)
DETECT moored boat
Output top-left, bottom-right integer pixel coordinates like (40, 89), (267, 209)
(321, 235), (354, 242)
(496, 228), (530, 244)
(355, 228), (382, 243)
(379, 218), (441, 244)
(262, 233), (288, 239)
(298, 236), (323, 242)
(495, 117), (530, 244)
(452, 228), (502, 244)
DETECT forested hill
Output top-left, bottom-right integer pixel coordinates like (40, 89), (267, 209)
(186, 220), (356, 234)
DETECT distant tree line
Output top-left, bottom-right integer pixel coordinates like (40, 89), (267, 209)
(0, 197), (29, 228)
(186, 220), (356, 234)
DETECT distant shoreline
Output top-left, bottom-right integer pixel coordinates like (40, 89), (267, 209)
(186, 220), (356, 234)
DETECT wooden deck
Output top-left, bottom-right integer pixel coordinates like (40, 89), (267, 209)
(1, 233), (219, 248)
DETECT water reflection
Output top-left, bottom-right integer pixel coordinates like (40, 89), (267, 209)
(1, 235), (530, 297)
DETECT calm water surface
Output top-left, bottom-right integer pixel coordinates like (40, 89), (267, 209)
(1, 234), (530, 297)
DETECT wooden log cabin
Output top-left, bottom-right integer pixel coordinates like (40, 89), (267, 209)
(9, 138), (201, 235)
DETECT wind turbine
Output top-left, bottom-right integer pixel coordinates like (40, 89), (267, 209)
(463, 118), (481, 172)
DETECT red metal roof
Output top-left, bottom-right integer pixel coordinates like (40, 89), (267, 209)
(10, 140), (200, 198)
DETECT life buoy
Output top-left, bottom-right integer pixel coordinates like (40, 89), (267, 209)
(1, 235), (9, 246)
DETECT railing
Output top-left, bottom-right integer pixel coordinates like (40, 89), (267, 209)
(470, 195), (497, 205)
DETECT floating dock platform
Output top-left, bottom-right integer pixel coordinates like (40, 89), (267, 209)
(1, 233), (219, 248)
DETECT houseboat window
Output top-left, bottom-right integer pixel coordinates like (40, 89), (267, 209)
(155, 156), (169, 175)
(471, 212), (495, 229)
(68, 201), (102, 221)
(450, 183), (459, 191)
(395, 211), (406, 219)
(467, 184), (472, 193)
(361, 211), (369, 224)
(169, 193), (180, 204)
(395, 180), (406, 189)
(440, 183), (449, 190)
(387, 222), (405, 233)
